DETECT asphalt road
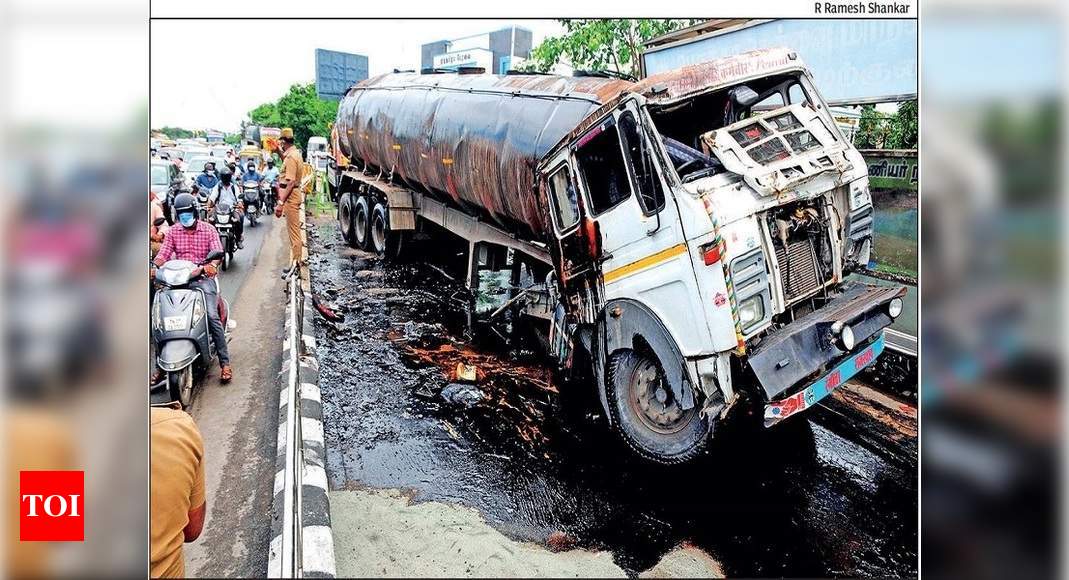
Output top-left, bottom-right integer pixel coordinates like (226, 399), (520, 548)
(307, 214), (918, 577)
(182, 213), (288, 577)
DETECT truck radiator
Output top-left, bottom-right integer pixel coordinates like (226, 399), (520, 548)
(775, 237), (823, 302)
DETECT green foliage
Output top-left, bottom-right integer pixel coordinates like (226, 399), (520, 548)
(524, 19), (702, 78)
(224, 133), (241, 146)
(247, 83), (338, 149)
(154, 126), (198, 139)
(853, 101), (917, 150)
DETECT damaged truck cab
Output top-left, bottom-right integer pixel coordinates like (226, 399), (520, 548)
(538, 48), (905, 462)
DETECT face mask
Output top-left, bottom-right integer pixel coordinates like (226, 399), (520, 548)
(178, 212), (196, 227)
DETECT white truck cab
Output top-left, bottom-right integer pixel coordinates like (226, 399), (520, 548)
(538, 48), (904, 462)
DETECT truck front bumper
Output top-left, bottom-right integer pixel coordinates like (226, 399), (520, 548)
(746, 282), (905, 423)
(764, 332), (884, 426)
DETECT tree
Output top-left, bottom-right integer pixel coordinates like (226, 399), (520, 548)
(246, 83), (338, 149)
(854, 101), (917, 150)
(524, 19), (702, 78)
(154, 126), (197, 139)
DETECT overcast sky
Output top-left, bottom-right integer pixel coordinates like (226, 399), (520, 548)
(150, 19), (564, 132)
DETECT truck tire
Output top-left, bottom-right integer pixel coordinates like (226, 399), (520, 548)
(354, 194), (371, 251)
(606, 349), (707, 464)
(338, 192), (356, 247)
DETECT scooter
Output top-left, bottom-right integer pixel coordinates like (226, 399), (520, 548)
(242, 180), (261, 226)
(150, 249), (230, 408)
(212, 201), (238, 271)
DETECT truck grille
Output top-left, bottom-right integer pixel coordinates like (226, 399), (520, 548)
(775, 237), (823, 302)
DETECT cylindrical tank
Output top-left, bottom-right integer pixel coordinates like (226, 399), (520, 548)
(336, 73), (633, 240)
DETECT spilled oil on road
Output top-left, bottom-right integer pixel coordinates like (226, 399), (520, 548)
(308, 216), (918, 577)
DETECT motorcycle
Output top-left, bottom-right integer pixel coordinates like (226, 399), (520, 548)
(194, 185), (211, 221)
(262, 180), (278, 215)
(212, 201), (238, 271)
(242, 180), (261, 226)
(150, 249), (230, 408)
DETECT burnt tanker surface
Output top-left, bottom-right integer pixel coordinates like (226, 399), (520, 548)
(336, 73), (633, 240)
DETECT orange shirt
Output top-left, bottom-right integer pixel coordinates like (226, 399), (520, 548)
(281, 145), (304, 206)
(150, 407), (205, 578)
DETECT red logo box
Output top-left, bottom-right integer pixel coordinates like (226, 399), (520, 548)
(20, 471), (84, 542)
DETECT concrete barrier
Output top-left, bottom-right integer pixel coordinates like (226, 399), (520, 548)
(268, 202), (336, 578)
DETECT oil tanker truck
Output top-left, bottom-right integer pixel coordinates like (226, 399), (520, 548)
(331, 48), (906, 463)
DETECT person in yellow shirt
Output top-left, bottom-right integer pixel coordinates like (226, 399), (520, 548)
(273, 128), (305, 273)
(149, 381), (206, 578)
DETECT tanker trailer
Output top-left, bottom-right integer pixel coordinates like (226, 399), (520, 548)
(333, 48), (906, 464)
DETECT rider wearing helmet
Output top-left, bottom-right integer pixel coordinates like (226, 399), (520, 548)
(208, 166), (244, 249)
(262, 159), (279, 185)
(194, 161), (219, 192)
(152, 193), (233, 383)
(242, 161), (262, 184)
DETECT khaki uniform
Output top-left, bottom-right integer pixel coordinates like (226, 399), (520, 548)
(150, 407), (206, 578)
(281, 145), (305, 265)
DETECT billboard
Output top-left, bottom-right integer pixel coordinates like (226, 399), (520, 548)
(315, 49), (369, 100)
(642, 19), (917, 104)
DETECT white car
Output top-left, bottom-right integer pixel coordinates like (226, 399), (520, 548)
(183, 155), (220, 188)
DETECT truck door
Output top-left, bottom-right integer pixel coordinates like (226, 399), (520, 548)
(571, 101), (710, 351)
(540, 148), (601, 324)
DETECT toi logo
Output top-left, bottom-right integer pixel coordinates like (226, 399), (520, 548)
(20, 471), (84, 542)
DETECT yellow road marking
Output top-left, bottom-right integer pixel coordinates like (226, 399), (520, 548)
(603, 244), (688, 284)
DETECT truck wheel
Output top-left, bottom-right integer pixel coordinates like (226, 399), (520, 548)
(338, 192), (356, 247)
(606, 349), (707, 464)
(371, 201), (389, 256)
(354, 194), (371, 251)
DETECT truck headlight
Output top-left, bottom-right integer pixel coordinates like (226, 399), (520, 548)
(738, 295), (765, 330)
(830, 321), (856, 351)
(849, 180), (871, 210)
(888, 297), (903, 318)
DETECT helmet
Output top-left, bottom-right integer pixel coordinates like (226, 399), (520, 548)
(173, 192), (198, 227)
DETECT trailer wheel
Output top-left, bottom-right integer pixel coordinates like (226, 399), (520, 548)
(353, 194), (371, 251)
(606, 349), (707, 464)
(338, 192), (356, 247)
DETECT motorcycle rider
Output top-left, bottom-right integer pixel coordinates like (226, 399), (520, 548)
(262, 159), (279, 186)
(151, 193), (233, 383)
(242, 161), (262, 184)
(195, 161), (219, 193)
(209, 167), (245, 249)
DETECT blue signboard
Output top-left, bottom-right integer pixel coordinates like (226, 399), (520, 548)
(642, 19), (917, 104)
(315, 49), (369, 100)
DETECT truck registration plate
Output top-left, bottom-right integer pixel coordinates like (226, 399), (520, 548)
(764, 333), (885, 425)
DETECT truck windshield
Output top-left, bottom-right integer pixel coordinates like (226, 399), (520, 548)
(647, 71), (833, 183)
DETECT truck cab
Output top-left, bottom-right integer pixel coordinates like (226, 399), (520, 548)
(539, 48), (905, 463)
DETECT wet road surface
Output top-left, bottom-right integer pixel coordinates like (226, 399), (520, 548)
(308, 217), (918, 578)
